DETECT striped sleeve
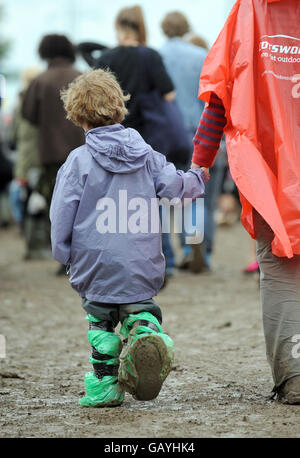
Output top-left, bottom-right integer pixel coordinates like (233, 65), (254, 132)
(192, 94), (226, 167)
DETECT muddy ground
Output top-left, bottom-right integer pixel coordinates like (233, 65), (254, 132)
(1, 222), (300, 438)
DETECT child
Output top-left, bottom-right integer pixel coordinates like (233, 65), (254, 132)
(50, 69), (207, 407)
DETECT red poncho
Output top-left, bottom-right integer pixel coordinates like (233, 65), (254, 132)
(199, 0), (300, 258)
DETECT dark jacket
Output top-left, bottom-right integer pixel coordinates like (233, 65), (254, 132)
(22, 57), (85, 165)
(78, 43), (174, 132)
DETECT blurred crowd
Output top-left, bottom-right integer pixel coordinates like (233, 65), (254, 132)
(0, 5), (255, 279)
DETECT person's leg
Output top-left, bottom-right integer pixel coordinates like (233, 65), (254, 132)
(254, 211), (300, 403)
(160, 201), (175, 276)
(79, 300), (124, 407)
(23, 169), (52, 260)
(178, 157), (224, 273)
(162, 232), (175, 276)
(118, 299), (174, 401)
(174, 141), (205, 271)
(172, 153), (194, 266)
(176, 196), (207, 273)
(203, 158), (224, 267)
(35, 163), (64, 270)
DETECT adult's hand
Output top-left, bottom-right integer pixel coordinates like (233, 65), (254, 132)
(191, 162), (210, 181)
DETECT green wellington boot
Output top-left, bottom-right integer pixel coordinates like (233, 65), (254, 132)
(79, 372), (124, 407)
(118, 312), (174, 401)
(79, 314), (124, 407)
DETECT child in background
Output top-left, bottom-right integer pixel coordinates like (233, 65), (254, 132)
(50, 69), (207, 407)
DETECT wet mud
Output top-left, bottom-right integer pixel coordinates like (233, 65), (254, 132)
(1, 224), (300, 437)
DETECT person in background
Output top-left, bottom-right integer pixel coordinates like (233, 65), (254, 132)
(22, 34), (85, 272)
(10, 66), (67, 261)
(78, 5), (177, 279)
(9, 67), (42, 256)
(160, 12), (207, 141)
(160, 12), (223, 272)
(11, 67), (41, 186)
(78, 6), (175, 132)
(0, 135), (13, 228)
(0, 74), (13, 228)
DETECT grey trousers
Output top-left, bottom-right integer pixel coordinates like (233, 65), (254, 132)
(81, 298), (162, 328)
(255, 211), (300, 389)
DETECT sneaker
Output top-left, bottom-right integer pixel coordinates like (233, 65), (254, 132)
(118, 320), (174, 401)
(243, 261), (259, 274)
(276, 376), (300, 404)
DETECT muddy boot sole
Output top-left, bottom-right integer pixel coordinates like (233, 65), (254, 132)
(133, 338), (163, 400)
(119, 334), (172, 401)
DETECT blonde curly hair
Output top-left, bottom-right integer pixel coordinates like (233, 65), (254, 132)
(61, 69), (130, 128)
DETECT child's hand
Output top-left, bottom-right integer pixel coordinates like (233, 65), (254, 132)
(201, 167), (210, 181)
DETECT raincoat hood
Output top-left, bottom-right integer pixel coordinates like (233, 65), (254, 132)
(85, 124), (150, 174)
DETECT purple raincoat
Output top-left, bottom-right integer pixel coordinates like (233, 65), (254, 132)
(50, 124), (206, 303)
